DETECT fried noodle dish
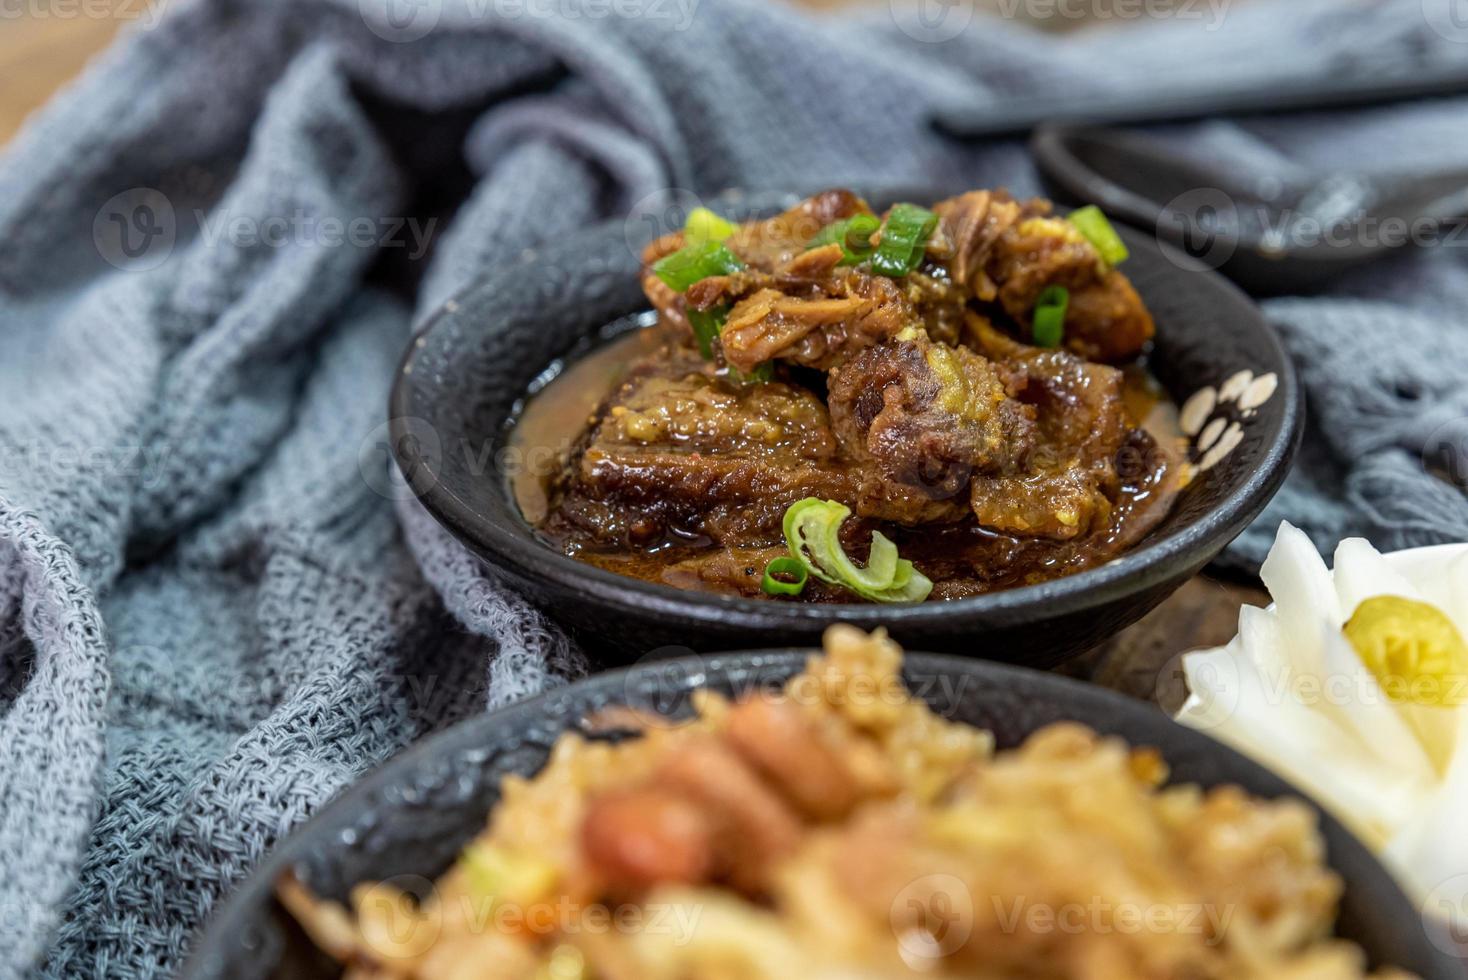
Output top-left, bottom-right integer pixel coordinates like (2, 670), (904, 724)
(517, 190), (1188, 603)
(282, 627), (1412, 979)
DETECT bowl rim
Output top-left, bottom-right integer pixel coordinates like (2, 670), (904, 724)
(388, 201), (1304, 632)
(181, 647), (1450, 979)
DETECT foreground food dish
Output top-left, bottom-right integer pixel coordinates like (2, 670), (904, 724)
(281, 627), (1412, 979)
(513, 189), (1188, 603)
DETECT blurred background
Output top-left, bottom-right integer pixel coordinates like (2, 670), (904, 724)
(0, 0), (1275, 144)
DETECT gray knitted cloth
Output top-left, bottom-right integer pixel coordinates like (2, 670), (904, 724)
(1, 0), (1466, 974)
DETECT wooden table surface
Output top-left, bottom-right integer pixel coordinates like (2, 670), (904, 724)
(0, 8), (1271, 699)
(0, 10), (123, 144)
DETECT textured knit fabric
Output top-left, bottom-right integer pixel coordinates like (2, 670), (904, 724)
(0, 0), (1466, 975)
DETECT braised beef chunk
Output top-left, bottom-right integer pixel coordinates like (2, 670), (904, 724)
(719, 271), (914, 372)
(1064, 272), (1156, 364)
(932, 189), (1024, 299)
(827, 333), (1034, 501)
(534, 188), (1182, 601)
(727, 189), (870, 266)
(933, 191), (1154, 363)
(963, 312), (1130, 540)
(547, 352), (849, 550)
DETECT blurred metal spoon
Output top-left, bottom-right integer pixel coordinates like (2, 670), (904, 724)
(1031, 124), (1468, 294)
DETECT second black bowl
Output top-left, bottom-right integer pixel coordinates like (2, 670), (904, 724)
(389, 187), (1301, 664)
(182, 649), (1453, 979)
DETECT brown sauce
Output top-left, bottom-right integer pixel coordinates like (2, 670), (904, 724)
(509, 326), (664, 526)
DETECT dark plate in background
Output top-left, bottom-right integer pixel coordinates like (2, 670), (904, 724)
(181, 651), (1454, 979)
(388, 187), (1302, 665)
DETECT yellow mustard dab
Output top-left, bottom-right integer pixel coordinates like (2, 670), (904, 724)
(1344, 596), (1468, 708)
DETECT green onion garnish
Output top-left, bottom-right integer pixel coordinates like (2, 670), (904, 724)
(688, 306), (771, 382)
(728, 361), (774, 384)
(806, 213), (881, 265)
(652, 241), (746, 292)
(780, 498), (932, 603)
(761, 556), (808, 596)
(684, 207), (738, 244)
(871, 203), (938, 278)
(1032, 285), (1069, 348)
(1068, 205), (1129, 267)
(687, 306), (725, 360)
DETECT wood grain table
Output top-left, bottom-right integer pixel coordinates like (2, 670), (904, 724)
(0, 8), (1271, 702)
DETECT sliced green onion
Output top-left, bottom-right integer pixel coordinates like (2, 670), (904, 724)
(684, 207), (738, 244)
(1032, 285), (1069, 348)
(806, 213), (881, 265)
(761, 556), (808, 596)
(728, 361), (774, 384)
(871, 203), (938, 279)
(687, 306), (725, 359)
(1068, 205), (1129, 267)
(653, 241), (746, 292)
(688, 306), (771, 382)
(780, 498), (933, 603)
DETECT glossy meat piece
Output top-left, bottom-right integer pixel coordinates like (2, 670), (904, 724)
(991, 213), (1106, 323)
(718, 271), (915, 373)
(965, 313), (1129, 540)
(551, 353), (986, 551)
(660, 545), (795, 597)
(969, 469), (1111, 541)
(640, 231), (693, 340)
(588, 364), (837, 458)
(990, 211), (1156, 363)
(1065, 272), (1157, 364)
(640, 191), (875, 359)
(827, 332), (1035, 502)
(639, 191), (869, 280)
(683, 244), (850, 313)
(684, 256), (836, 314)
(722, 188), (871, 270)
(546, 350), (972, 553)
(932, 189), (1025, 300)
(550, 365), (849, 549)
(937, 192), (1154, 362)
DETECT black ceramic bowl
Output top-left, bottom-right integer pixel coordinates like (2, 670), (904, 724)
(182, 650), (1455, 979)
(1030, 124), (1468, 296)
(390, 187), (1302, 664)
